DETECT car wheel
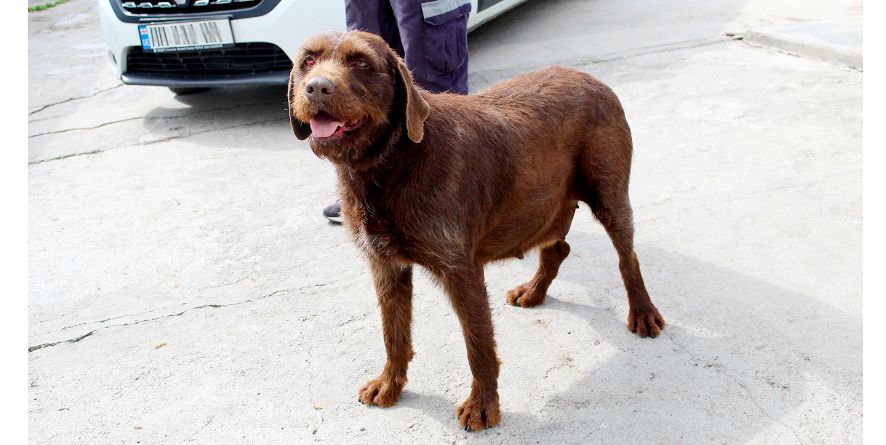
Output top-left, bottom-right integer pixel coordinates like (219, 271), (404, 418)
(168, 87), (211, 96)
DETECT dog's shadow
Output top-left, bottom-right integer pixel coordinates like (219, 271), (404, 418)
(385, 227), (859, 443)
(394, 390), (542, 436)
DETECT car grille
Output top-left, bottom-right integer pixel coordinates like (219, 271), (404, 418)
(118, 0), (262, 15)
(125, 42), (292, 78)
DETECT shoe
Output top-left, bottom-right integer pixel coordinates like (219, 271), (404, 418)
(323, 201), (343, 224)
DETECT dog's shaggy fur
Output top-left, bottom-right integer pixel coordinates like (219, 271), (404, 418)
(288, 31), (665, 431)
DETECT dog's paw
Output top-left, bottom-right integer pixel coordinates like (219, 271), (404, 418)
(628, 306), (666, 338)
(506, 283), (546, 308)
(358, 376), (404, 407)
(457, 393), (501, 432)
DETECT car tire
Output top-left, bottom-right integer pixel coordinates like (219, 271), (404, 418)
(168, 87), (211, 96)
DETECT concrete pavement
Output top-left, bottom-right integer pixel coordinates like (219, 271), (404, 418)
(29, 0), (862, 443)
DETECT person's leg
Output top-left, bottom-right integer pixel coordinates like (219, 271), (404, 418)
(325, 0), (470, 222)
(344, 0), (405, 56)
(390, 0), (471, 94)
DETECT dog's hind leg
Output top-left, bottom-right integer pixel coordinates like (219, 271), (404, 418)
(591, 195), (664, 337)
(506, 204), (576, 308)
(359, 257), (414, 407)
(582, 161), (665, 337)
(506, 240), (570, 308)
(576, 117), (665, 337)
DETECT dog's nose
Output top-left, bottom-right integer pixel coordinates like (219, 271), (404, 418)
(305, 76), (335, 98)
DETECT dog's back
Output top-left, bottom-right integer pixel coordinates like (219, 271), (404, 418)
(399, 66), (633, 263)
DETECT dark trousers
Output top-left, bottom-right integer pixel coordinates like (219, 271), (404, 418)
(344, 0), (471, 94)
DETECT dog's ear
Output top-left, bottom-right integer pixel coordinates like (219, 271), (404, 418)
(287, 68), (311, 140)
(393, 57), (430, 143)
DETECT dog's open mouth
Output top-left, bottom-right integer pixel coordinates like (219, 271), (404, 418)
(310, 111), (364, 140)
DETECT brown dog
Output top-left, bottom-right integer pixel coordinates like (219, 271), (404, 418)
(288, 31), (665, 431)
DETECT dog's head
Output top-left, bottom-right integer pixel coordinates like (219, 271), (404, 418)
(288, 31), (430, 165)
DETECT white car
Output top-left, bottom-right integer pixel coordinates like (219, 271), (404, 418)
(97, 0), (529, 94)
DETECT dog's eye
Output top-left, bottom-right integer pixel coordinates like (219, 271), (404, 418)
(353, 59), (369, 69)
(303, 56), (316, 68)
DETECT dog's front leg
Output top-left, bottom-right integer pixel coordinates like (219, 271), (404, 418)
(438, 265), (502, 431)
(358, 257), (414, 407)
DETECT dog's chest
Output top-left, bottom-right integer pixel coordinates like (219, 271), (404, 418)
(350, 201), (411, 260)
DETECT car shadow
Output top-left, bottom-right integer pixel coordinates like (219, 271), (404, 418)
(136, 85), (297, 151)
(169, 85), (286, 109)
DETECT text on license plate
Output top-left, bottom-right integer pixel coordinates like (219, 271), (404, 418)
(138, 19), (234, 53)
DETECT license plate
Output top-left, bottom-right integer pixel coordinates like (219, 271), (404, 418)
(138, 19), (234, 53)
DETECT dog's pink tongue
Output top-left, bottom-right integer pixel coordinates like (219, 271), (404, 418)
(309, 115), (344, 138)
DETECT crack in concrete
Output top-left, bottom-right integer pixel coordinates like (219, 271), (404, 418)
(27, 331), (97, 353)
(29, 116), (144, 138)
(33, 264), (307, 335)
(28, 148), (108, 165)
(185, 416), (215, 442)
(336, 312), (368, 328)
(579, 37), (730, 65)
(28, 117), (283, 165)
(664, 331), (804, 445)
(28, 100), (281, 138)
(27, 283), (333, 353)
(28, 84), (123, 116)
(740, 39), (863, 73)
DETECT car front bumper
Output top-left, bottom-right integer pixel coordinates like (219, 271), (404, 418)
(97, 0), (346, 87)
